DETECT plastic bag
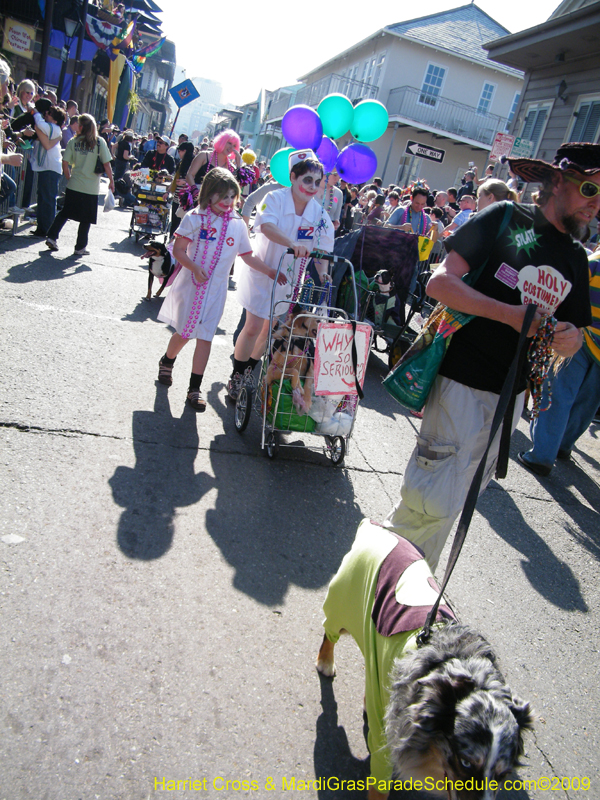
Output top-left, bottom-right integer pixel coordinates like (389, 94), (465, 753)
(103, 189), (116, 212)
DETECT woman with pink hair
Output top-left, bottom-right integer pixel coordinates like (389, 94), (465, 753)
(185, 129), (242, 190)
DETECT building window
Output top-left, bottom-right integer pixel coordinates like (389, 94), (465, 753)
(477, 81), (496, 114)
(519, 101), (553, 156)
(419, 63), (446, 107)
(506, 91), (521, 131)
(569, 96), (600, 143)
(362, 57), (376, 85)
(374, 52), (386, 87)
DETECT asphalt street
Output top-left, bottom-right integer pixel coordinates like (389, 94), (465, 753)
(1, 188), (599, 800)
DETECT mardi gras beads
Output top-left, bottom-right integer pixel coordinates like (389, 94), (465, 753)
(528, 314), (557, 420)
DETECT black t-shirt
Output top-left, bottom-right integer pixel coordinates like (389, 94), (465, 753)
(116, 138), (131, 161)
(141, 150), (176, 174)
(440, 201), (592, 393)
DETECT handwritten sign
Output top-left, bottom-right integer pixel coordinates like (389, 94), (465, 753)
(314, 322), (372, 396)
(3, 18), (36, 60)
(517, 265), (572, 315)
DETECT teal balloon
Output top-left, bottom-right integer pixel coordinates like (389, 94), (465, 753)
(318, 94), (354, 140)
(351, 99), (389, 143)
(269, 147), (295, 187)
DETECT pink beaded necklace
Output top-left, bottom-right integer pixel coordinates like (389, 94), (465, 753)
(181, 207), (231, 339)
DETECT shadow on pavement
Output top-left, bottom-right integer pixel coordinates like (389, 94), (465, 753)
(109, 384), (215, 559)
(3, 251), (92, 283)
(121, 295), (166, 323)
(204, 383), (364, 605)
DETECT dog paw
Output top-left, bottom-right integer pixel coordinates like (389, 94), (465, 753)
(315, 657), (336, 678)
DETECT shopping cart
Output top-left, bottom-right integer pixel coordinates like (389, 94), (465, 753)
(128, 173), (172, 243)
(233, 250), (371, 466)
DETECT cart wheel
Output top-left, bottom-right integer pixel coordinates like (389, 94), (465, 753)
(234, 386), (252, 433)
(325, 436), (346, 466)
(265, 431), (279, 459)
(388, 338), (411, 372)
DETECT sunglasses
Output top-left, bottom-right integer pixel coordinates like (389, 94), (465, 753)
(563, 172), (600, 198)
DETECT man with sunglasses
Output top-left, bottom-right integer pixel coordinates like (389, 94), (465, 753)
(384, 142), (598, 571)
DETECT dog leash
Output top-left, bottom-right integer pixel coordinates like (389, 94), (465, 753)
(417, 303), (538, 646)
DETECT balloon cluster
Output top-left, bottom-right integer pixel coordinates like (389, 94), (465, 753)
(269, 94), (389, 186)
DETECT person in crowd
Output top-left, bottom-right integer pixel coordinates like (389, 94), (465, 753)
(155, 168), (279, 413)
(113, 129), (134, 182)
(45, 113), (114, 256)
(61, 115), (79, 149)
(517, 249), (600, 476)
(476, 163), (495, 185)
(185, 129), (242, 189)
(457, 167), (477, 200)
(367, 194), (386, 225)
(443, 193), (476, 233)
(384, 142), (598, 571)
(66, 100), (78, 117)
(428, 206), (445, 263)
(141, 136), (175, 174)
(29, 103), (66, 238)
(0, 58), (24, 213)
(9, 80), (35, 117)
(476, 178), (518, 211)
(386, 185), (430, 234)
(227, 149), (334, 400)
(432, 190), (450, 225)
(382, 190), (400, 222)
(317, 168), (344, 229)
(170, 141), (196, 235)
(446, 187), (459, 212)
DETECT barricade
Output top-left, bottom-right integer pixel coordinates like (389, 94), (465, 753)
(0, 145), (38, 237)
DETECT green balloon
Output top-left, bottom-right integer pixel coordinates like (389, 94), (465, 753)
(318, 94), (354, 140)
(351, 100), (389, 143)
(269, 147), (295, 187)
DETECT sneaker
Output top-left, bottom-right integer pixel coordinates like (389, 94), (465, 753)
(241, 365), (255, 390)
(29, 229), (47, 237)
(74, 248), (90, 255)
(187, 388), (206, 412)
(45, 238), (58, 252)
(227, 371), (242, 401)
(157, 357), (174, 386)
(517, 451), (551, 477)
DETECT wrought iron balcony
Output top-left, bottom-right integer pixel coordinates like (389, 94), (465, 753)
(264, 74), (379, 121)
(386, 86), (508, 147)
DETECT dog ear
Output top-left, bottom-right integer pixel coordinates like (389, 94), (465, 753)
(510, 695), (534, 731)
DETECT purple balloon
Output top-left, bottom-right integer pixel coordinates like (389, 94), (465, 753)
(282, 105), (323, 151)
(335, 143), (378, 184)
(316, 137), (340, 173)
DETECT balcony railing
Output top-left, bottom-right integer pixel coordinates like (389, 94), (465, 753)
(386, 86), (508, 147)
(264, 74), (379, 121)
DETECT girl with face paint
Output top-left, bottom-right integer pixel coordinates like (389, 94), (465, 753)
(227, 150), (335, 401)
(156, 168), (279, 413)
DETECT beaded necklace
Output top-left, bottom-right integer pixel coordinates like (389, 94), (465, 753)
(527, 314), (557, 419)
(180, 207), (231, 339)
(287, 184), (329, 311)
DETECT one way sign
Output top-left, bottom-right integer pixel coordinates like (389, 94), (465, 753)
(405, 140), (445, 164)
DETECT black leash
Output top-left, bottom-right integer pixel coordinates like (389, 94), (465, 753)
(417, 303), (537, 646)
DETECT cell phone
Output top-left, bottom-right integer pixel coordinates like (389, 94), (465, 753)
(468, 161), (474, 168)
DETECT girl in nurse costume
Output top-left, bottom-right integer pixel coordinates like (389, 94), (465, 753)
(157, 168), (285, 412)
(228, 150), (335, 400)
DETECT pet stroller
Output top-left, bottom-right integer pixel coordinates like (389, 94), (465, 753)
(332, 227), (436, 371)
(128, 175), (172, 243)
(233, 250), (371, 466)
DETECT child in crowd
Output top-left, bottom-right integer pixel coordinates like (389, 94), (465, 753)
(156, 168), (283, 413)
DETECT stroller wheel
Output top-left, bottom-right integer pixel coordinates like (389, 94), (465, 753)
(235, 386), (252, 433)
(265, 431), (279, 459)
(325, 436), (346, 466)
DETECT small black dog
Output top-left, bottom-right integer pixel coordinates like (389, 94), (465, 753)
(141, 240), (173, 300)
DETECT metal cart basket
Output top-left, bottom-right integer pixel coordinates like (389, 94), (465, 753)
(233, 250), (371, 466)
